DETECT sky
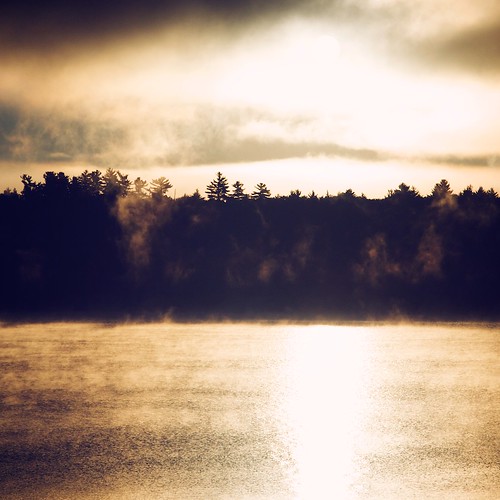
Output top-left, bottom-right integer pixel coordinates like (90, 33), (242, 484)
(2, 0), (500, 197)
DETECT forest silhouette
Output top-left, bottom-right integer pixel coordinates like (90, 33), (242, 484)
(1, 169), (499, 321)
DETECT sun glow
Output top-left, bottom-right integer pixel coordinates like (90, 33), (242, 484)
(214, 28), (342, 111)
(209, 23), (500, 157)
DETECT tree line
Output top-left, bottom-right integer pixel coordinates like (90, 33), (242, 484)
(8, 169), (274, 202)
(5, 168), (499, 203)
(1, 169), (499, 321)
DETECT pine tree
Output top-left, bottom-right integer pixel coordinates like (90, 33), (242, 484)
(102, 168), (131, 198)
(20, 174), (41, 198)
(133, 178), (148, 198)
(150, 177), (173, 198)
(78, 170), (104, 196)
(432, 179), (452, 199)
(251, 182), (271, 200)
(206, 172), (229, 202)
(231, 181), (247, 200)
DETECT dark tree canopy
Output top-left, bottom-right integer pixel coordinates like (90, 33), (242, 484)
(387, 183), (420, 200)
(1, 170), (500, 322)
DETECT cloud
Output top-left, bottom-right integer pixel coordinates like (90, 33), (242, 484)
(5, 101), (500, 172)
(314, 0), (500, 76)
(0, 102), (391, 168)
(0, 0), (314, 53)
(4, 0), (500, 77)
(0, 104), (128, 164)
(417, 20), (500, 74)
(362, 1), (500, 75)
(215, 138), (386, 164)
(424, 154), (499, 168)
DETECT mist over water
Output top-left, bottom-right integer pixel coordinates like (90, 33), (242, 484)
(0, 322), (498, 499)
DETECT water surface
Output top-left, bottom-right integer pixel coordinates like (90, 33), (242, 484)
(0, 322), (498, 498)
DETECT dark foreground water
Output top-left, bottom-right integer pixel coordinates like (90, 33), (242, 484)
(0, 323), (498, 499)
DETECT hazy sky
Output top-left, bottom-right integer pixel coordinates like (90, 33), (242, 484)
(2, 0), (500, 196)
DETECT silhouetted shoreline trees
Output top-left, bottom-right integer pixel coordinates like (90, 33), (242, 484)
(1, 169), (499, 321)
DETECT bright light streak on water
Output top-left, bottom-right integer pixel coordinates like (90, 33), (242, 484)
(280, 325), (370, 498)
(0, 322), (498, 499)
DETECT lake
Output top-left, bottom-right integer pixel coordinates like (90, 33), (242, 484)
(0, 322), (498, 499)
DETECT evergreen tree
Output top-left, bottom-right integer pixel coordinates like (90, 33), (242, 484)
(338, 188), (356, 199)
(150, 177), (173, 198)
(386, 183), (420, 200)
(103, 168), (120, 198)
(20, 174), (41, 198)
(206, 172), (229, 202)
(78, 170), (104, 197)
(459, 185), (474, 199)
(133, 177), (148, 198)
(231, 181), (247, 200)
(42, 171), (70, 199)
(117, 172), (132, 196)
(432, 179), (452, 199)
(251, 182), (271, 200)
(102, 169), (131, 198)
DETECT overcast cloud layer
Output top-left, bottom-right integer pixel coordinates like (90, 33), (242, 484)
(2, 0), (500, 194)
(3, 0), (500, 68)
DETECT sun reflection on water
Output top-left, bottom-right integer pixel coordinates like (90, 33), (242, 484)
(279, 325), (372, 498)
(1, 323), (499, 498)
